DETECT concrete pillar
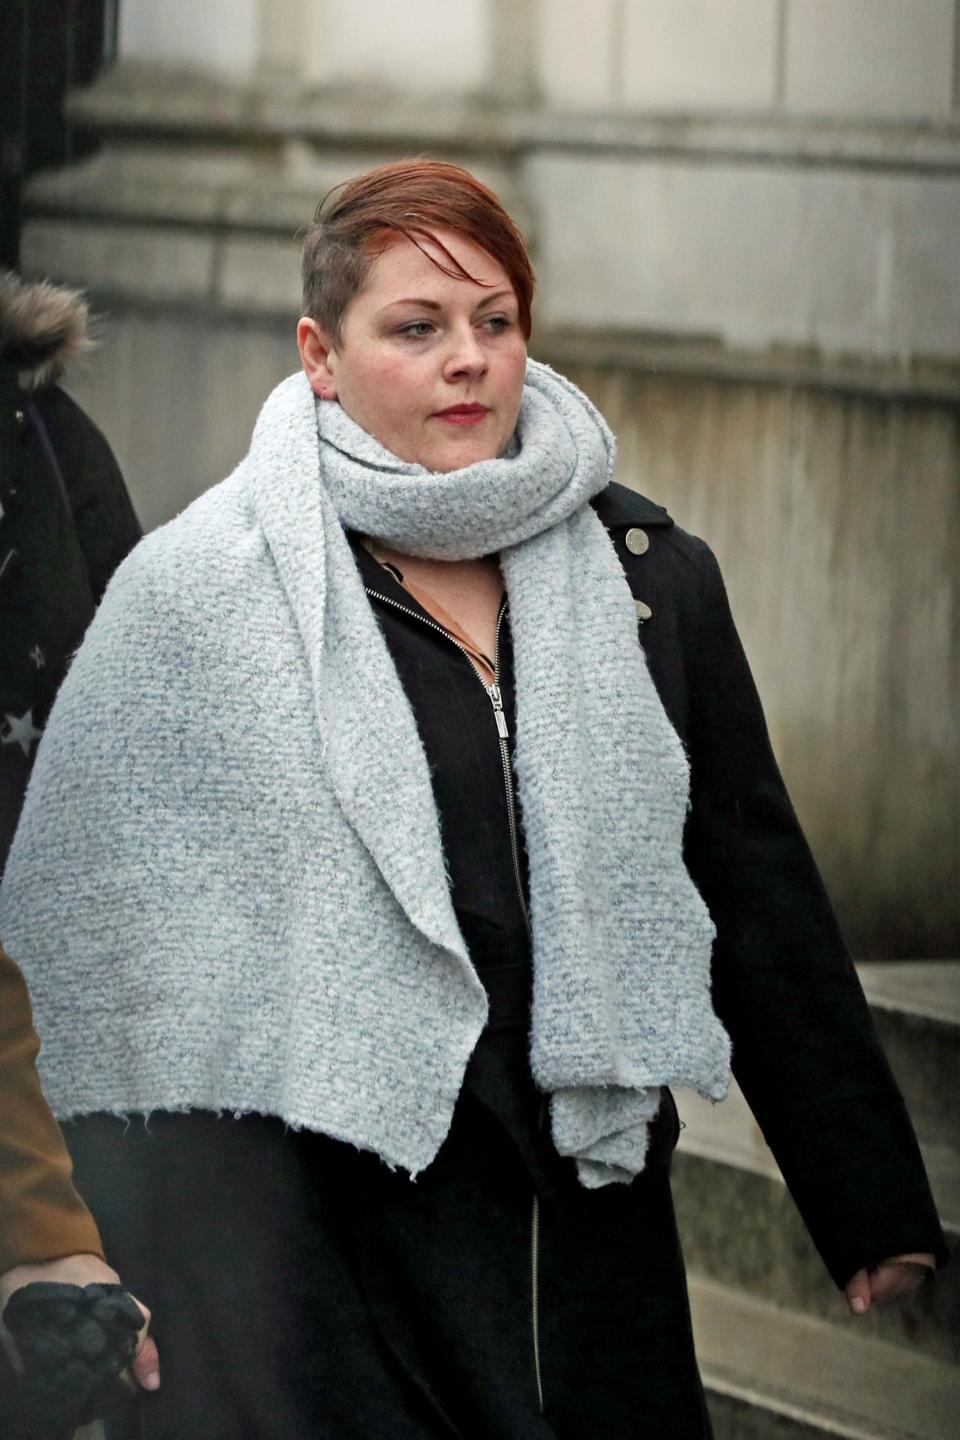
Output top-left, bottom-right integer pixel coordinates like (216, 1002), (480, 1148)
(298, 0), (492, 94)
(119, 0), (261, 76)
(256, 0), (305, 78)
(620, 0), (780, 111)
(783, 0), (955, 119)
(534, 0), (620, 110)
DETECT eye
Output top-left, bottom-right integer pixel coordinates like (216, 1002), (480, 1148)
(482, 315), (513, 333)
(398, 321), (435, 339)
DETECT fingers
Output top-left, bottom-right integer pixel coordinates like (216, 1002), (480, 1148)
(867, 1261), (928, 1306)
(132, 1331), (161, 1391)
(132, 1298), (160, 1392)
(844, 1266), (872, 1315)
(846, 1260), (928, 1315)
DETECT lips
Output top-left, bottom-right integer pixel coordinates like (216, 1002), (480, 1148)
(433, 404), (490, 427)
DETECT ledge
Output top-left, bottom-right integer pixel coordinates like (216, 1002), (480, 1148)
(533, 330), (960, 404)
(25, 65), (960, 397)
(66, 62), (960, 176)
(22, 136), (532, 238)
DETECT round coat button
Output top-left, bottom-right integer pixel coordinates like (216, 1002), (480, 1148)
(635, 600), (652, 622)
(625, 527), (649, 555)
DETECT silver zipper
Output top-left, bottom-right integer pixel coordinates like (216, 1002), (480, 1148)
(490, 606), (542, 1413)
(487, 682), (510, 739)
(490, 604), (532, 941)
(531, 1191), (544, 1412)
(364, 586), (491, 675)
(364, 581), (542, 1409)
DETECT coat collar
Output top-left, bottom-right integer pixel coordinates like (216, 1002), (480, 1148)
(591, 481), (674, 531)
(1, 272), (90, 391)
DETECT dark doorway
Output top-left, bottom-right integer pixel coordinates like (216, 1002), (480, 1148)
(0, 0), (117, 270)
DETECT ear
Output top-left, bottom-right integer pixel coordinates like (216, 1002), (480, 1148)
(297, 317), (338, 399)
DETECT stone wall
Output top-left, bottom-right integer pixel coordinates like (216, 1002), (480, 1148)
(120, 0), (960, 121)
(536, 0), (957, 118)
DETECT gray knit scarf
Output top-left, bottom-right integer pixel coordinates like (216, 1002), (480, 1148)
(0, 361), (730, 1186)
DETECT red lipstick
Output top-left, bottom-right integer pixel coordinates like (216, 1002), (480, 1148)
(433, 404), (489, 427)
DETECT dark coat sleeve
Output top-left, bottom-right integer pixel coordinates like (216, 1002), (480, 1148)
(676, 537), (948, 1287)
(30, 386), (142, 604)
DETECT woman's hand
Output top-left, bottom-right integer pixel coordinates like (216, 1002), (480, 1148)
(0, 1253), (160, 1390)
(844, 1253), (935, 1315)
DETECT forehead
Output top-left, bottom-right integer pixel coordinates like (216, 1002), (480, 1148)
(360, 229), (512, 303)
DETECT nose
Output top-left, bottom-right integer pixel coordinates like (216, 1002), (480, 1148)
(442, 323), (488, 383)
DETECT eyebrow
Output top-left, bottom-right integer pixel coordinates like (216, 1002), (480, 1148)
(380, 289), (516, 314)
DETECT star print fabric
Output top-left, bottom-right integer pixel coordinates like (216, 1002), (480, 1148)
(0, 376), (141, 871)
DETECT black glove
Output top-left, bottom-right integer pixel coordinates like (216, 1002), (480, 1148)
(2, 1281), (143, 1435)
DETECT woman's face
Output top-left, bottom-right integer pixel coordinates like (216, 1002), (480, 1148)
(298, 229), (527, 473)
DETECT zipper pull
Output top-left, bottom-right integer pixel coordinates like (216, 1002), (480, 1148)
(487, 683), (509, 739)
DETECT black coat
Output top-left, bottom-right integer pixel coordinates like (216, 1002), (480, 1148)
(69, 484), (945, 1440)
(591, 482), (946, 1288)
(0, 285), (142, 871)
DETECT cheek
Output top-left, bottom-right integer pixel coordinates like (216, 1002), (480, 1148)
(376, 354), (422, 391)
(338, 353), (406, 417)
(372, 361), (426, 437)
(360, 353), (423, 408)
(337, 353), (430, 455)
(501, 345), (527, 412)
(500, 335), (527, 382)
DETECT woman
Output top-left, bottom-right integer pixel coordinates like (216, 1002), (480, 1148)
(0, 162), (945, 1438)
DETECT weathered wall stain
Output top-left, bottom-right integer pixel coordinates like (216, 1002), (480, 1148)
(563, 364), (959, 958)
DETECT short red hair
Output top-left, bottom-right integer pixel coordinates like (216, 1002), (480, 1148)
(301, 159), (535, 341)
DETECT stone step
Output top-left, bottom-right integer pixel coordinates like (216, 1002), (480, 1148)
(858, 962), (960, 1156)
(690, 1276), (960, 1440)
(673, 1081), (959, 1365)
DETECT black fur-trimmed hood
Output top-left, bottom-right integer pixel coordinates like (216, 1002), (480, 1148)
(0, 272), (91, 390)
